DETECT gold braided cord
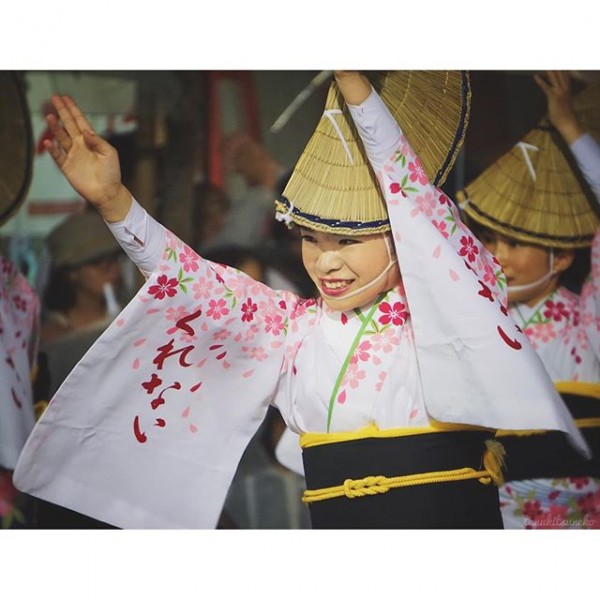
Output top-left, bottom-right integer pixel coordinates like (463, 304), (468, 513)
(302, 467), (493, 504)
(302, 441), (505, 504)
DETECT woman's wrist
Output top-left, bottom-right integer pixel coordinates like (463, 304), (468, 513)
(96, 185), (133, 223)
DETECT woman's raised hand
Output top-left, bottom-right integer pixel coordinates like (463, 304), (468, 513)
(44, 95), (132, 222)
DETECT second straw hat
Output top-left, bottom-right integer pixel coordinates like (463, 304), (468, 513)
(457, 120), (600, 249)
(48, 210), (121, 268)
(275, 71), (471, 235)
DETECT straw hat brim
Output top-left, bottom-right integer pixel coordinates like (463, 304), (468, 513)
(459, 125), (600, 249)
(277, 71), (470, 235)
(48, 210), (122, 268)
(0, 72), (33, 227)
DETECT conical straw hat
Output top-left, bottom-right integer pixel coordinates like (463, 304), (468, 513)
(275, 71), (471, 235)
(458, 121), (600, 249)
(0, 72), (33, 227)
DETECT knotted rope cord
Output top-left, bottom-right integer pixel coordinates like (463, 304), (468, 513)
(302, 440), (505, 504)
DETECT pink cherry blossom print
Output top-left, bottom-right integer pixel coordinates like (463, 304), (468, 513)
(148, 274), (178, 300)
(264, 313), (285, 335)
(355, 340), (372, 362)
(342, 362), (366, 389)
(431, 220), (449, 239)
(206, 298), (230, 320)
(192, 277), (215, 300)
(165, 305), (189, 323)
(438, 192), (451, 206)
(483, 264), (498, 287)
(371, 328), (401, 353)
(378, 301), (408, 326)
(458, 235), (479, 263)
(179, 246), (200, 273)
(408, 157), (427, 185)
(241, 298), (258, 323)
(543, 300), (570, 322)
(250, 347), (268, 361)
(568, 477), (590, 490)
(413, 191), (436, 217)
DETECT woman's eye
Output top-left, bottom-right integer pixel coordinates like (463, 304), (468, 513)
(479, 232), (495, 245)
(339, 238), (360, 246)
(301, 234), (316, 243)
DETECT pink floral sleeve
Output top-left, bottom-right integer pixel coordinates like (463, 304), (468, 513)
(344, 87), (582, 437)
(580, 230), (600, 363)
(12, 225), (306, 528)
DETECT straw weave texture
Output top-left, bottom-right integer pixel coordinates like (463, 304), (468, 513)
(0, 73), (33, 226)
(458, 125), (600, 249)
(276, 71), (470, 235)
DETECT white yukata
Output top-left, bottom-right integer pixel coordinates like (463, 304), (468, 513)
(0, 256), (39, 527)
(500, 133), (600, 529)
(14, 88), (585, 529)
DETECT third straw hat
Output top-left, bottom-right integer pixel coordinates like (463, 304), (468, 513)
(275, 71), (471, 236)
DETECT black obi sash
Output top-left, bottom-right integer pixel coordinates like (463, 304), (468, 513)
(497, 383), (600, 481)
(302, 430), (503, 529)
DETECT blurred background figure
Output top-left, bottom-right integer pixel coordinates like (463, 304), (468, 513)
(0, 72), (40, 529)
(207, 131), (288, 251)
(42, 210), (123, 342)
(199, 132), (316, 299)
(191, 182), (232, 252)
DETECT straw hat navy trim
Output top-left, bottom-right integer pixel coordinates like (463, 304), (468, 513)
(277, 195), (390, 231)
(432, 72), (471, 187)
(463, 191), (596, 246)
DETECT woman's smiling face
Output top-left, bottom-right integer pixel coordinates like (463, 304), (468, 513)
(300, 228), (401, 311)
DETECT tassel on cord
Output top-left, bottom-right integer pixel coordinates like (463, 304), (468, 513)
(482, 439), (507, 486)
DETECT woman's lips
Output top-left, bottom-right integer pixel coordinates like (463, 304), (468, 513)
(319, 279), (354, 297)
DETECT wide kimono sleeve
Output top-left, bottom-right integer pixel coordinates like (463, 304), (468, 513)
(571, 133), (600, 368)
(347, 88), (586, 453)
(13, 204), (300, 529)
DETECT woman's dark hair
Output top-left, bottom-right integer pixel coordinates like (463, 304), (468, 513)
(43, 266), (77, 312)
(203, 245), (263, 274)
(561, 247), (591, 294)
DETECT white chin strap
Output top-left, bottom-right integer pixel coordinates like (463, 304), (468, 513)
(507, 250), (555, 294)
(321, 235), (398, 302)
